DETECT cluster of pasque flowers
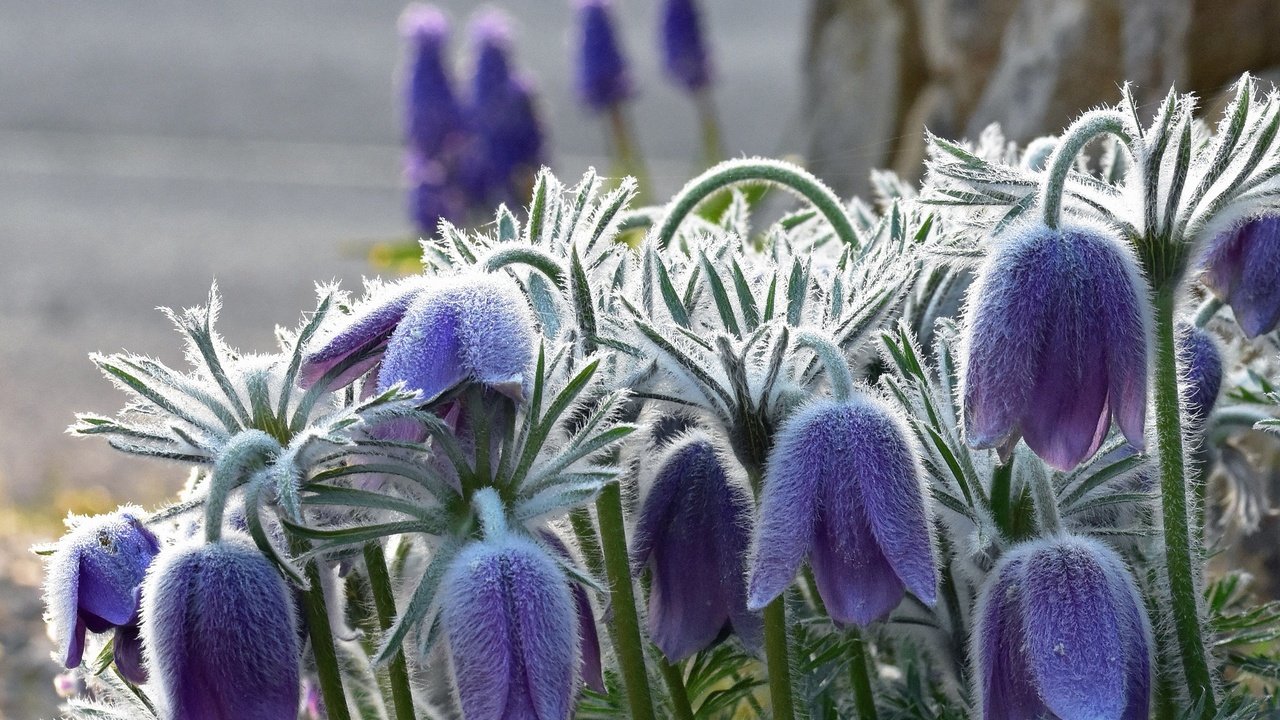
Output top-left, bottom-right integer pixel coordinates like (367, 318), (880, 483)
(38, 75), (1280, 720)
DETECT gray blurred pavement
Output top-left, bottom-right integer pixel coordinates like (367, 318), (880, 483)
(0, 1), (805, 517)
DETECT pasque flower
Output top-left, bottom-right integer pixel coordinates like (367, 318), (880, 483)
(747, 394), (938, 626)
(300, 273), (535, 403)
(973, 535), (1152, 720)
(1178, 322), (1223, 424)
(540, 531), (604, 693)
(42, 507), (160, 684)
(962, 218), (1150, 471)
(659, 0), (712, 93)
(1201, 215), (1280, 337)
(141, 533), (300, 720)
(575, 0), (633, 112)
(631, 431), (760, 661)
(442, 534), (578, 720)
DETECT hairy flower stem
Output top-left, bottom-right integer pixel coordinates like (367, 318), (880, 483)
(293, 539), (352, 720)
(658, 657), (696, 720)
(655, 158), (859, 250)
(1030, 463), (1062, 536)
(1152, 288), (1217, 717)
(1040, 110), (1134, 229)
(594, 482), (657, 720)
(762, 598), (797, 720)
(847, 628), (879, 720)
(363, 542), (415, 720)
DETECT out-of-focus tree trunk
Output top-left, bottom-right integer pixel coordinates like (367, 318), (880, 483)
(803, 0), (1280, 198)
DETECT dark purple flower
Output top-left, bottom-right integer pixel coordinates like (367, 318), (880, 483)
(539, 531), (605, 693)
(973, 535), (1152, 720)
(300, 273), (535, 403)
(441, 535), (577, 720)
(747, 395), (938, 626)
(575, 0), (634, 112)
(42, 508), (160, 679)
(1177, 322), (1223, 424)
(660, 0), (712, 93)
(1201, 215), (1280, 338)
(962, 219), (1150, 471)
(400, 4), (466, 160)
(141, 533), (300, 720)
(631, 432), (760, 661)
(469, 10), (546, 207)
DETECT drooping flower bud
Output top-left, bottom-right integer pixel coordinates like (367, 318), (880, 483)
(747, 394), (938, 626)
(441, 535), (577, 720)
(469, 9), (546, 207)
(962, 218), (1150, 471)
(300, 273), (535, 403)
(377, 273), (535, 401)
(659, 0), (712, 93)
(575, 0), (634, 112)
(631, 431), (760, 661)
(973, 535), (1152, 720)
(400, 4), (465, 160)
(141, 533), (301, 720)
(1201, 215), (1280, 337)
(42, 507), (160, 682)
(1177, 322), (1223, 425)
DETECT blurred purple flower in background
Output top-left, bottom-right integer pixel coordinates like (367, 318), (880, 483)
(141, 533), (301, 720)
(630, 431), (760, 661)
(575, 0), (634, 112)
(469, 9), (546, 208)
(442, 534), (578, 720)
(42, 508), (160, 684)
(660, 0), (712, 93)
(1201, 215), (1280, 338)
(974, 535), (1152, 720)
(747, 395), (937, 626)
(400, 4), (466, 160)
(962, 219), (1150, 471)
(1177, 322), (1224, 425)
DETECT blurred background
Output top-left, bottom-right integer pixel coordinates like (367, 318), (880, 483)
(2, 0), (1279, 716)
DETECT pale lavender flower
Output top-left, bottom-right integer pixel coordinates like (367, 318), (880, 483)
(962, 218), (1150, 471)
(973, 535), (1152, 720)
(42, 507), (160, 682)
(441, 535), (577, 720)
(747, 394), (938, 626)
(631, 431), (760, 661)
(575, 0), (633, 112)
(1201, 215), (1280, 338)
(300, 273), (535, 403)
(141, 533), (300, 720)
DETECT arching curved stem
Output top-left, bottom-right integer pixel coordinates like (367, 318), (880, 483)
(795, 331), (854, 401)
(1040, 111), (1135, 229)
(204, 430), (280, 544)
(655, 158), (859, 250)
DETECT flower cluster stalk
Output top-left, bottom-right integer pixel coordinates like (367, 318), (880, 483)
(595, 481), (657, 720)
(363, 542), (415, 720)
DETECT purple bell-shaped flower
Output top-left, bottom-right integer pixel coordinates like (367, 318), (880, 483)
(441, 534), (578, 720)
(539, 531), (605, 694)
(631, 431), (760, 661)
(1201, 215), (1280, 337)
(1177, 322), (1223, 425)
(659, 0), (712, 93)
(300, 273), (535, 403)
(973, 535), (1152, 720)
(141, 533), (300, 720)
(42, 507), (160, 684)
(574, 0), (634, 112)
(962, 218), (1150, 471)
(747, 394), (938, 626)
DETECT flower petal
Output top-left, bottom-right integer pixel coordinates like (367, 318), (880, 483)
(442, 545), (512, 720)
(506, 539), (578, 720)
(1023, 538), (1127, 720)
(973, 552), (1049, 720)
(810, 500), (904, 626)
(1234, 217), (1280, 337)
